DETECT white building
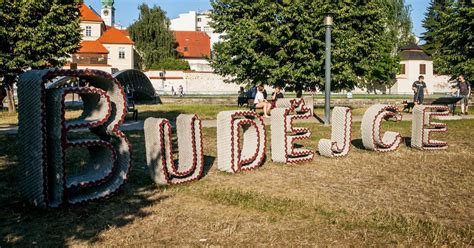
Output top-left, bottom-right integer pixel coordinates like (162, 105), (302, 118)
(65, 3), (135, 73)
(170, 11), (222, 51)
(391, 43), (451, 94)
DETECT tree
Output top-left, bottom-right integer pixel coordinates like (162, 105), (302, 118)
(359, 0), (415, 93)
(149, 58), (190, 71)
(0, 0), (82, 112)
(423, 0), (473, 79)
(210, 0), (413, 93)
(128, 4), (176, 70)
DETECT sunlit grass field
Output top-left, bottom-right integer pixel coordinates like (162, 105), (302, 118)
(0, 116), (472, 246)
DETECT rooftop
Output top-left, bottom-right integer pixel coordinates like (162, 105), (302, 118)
(79, 4), (103, 22)
(98, 27), (134, 45)
(400, 42), (431, 61)
(174, 31), (211, 58)
(77, 40), (109, 54)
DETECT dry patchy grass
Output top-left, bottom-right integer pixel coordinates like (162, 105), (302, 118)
(0, 119), (473, 246)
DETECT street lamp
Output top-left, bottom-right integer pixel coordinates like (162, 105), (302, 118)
(324, 14), (333, 125)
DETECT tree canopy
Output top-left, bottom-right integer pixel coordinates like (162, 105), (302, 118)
(0, 0), (82, 111)
(128, 4), (177, 70)
(210, 0), (413, 92)
(0, 0), (81, 71)
(422, 0), (473, 79)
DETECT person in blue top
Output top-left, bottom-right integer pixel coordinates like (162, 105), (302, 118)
(412, 75), (428, 105)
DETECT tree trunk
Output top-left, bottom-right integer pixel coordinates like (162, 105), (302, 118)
(4, 74), (17, 113)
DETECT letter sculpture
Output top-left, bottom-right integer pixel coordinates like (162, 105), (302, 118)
(411, 105), (449, 150)
(217, 111), (266, 173)
(271, 99), (314, 163)
(144, 115), (205, 185)
(17, 69), (131, 208)
(361, 104), (403, 152)
(318, 107), (352, 157)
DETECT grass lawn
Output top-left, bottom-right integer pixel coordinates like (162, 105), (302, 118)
(1, 103), (373, 126)
(0, 118), (472, 246)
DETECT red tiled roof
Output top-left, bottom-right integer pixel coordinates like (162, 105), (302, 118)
(77, 40), (109, 54)
(79, 4), (103, 22)
(174, 31), (211, 58)
(98, 27), (135, 45)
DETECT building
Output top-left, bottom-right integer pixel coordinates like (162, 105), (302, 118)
(174, 31), (212, 72)
(391, 43), (451, 94)
(170, 11), (222, 50)
(66, 2), (135, 73)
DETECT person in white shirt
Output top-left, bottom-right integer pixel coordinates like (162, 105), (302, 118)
(254, 84), (272, 118)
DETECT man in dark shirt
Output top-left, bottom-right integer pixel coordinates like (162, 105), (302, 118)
(412, 75), (428, 105)
(457, 74), (471, 115)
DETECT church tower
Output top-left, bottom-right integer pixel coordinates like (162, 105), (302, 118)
(101, 0), (115, 27)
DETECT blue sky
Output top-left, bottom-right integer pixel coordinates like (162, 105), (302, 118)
(84, 0), (430, 38)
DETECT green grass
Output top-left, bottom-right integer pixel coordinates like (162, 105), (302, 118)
(0, 117), (473, 246)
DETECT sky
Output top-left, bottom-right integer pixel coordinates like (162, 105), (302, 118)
(84, 0), (430, 38)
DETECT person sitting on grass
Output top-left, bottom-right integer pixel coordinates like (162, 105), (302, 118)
(254, 84), (272, 118)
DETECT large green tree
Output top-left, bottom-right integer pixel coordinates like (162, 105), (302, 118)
(0, 0), (82, 112)
(210, 0), (413, 92)
(423, 0), (473, 79)
(421, 0), (454, 56)
(128, 4), (176, 70)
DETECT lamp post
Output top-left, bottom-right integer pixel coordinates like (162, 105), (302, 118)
(324, 14), (333, 125)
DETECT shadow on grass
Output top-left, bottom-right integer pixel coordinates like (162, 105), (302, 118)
(404, 137), (412, 147)
(351, 139), (365, 150)
(125, 110), (184, 123)
(0, 131), (171, 247)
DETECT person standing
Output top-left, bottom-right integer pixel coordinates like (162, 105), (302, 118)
(457, 74), (471, 115)
(171, 86), (175, 96)
(178, 85), (184, 97)
(412, 75), (428, 105)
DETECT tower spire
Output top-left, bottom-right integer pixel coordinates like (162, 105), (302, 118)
(101, 0), (115, 27)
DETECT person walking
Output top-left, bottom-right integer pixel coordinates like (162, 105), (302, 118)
(457, 74), (471, 115)
(412, 75), (428, 105)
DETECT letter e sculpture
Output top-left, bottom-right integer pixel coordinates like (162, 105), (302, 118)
(411, 105), (449, 150)
(271, 99), (314, 163)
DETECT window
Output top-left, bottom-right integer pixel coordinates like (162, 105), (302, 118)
(204, 26), (211, 32)
(119, 47), (125, 59)
(197, 18), (202, 22)
(85, 26), (92, 37)
(184, 47), (189, 52)
(419, 64), (426, 75)
(400, 64), (406, 75)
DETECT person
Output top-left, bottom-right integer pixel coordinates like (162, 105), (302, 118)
(237, 86), (247, 106)
(456, 74), (471, 115)
(171, 86), (175, 96)
(178, 85), (184, 97)
(271, 86), (284, 108)
(412, 75), (428, 105)
(254, 84), (272, 118)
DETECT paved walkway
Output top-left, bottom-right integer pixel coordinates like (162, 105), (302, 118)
(1, 114), (472, 135)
